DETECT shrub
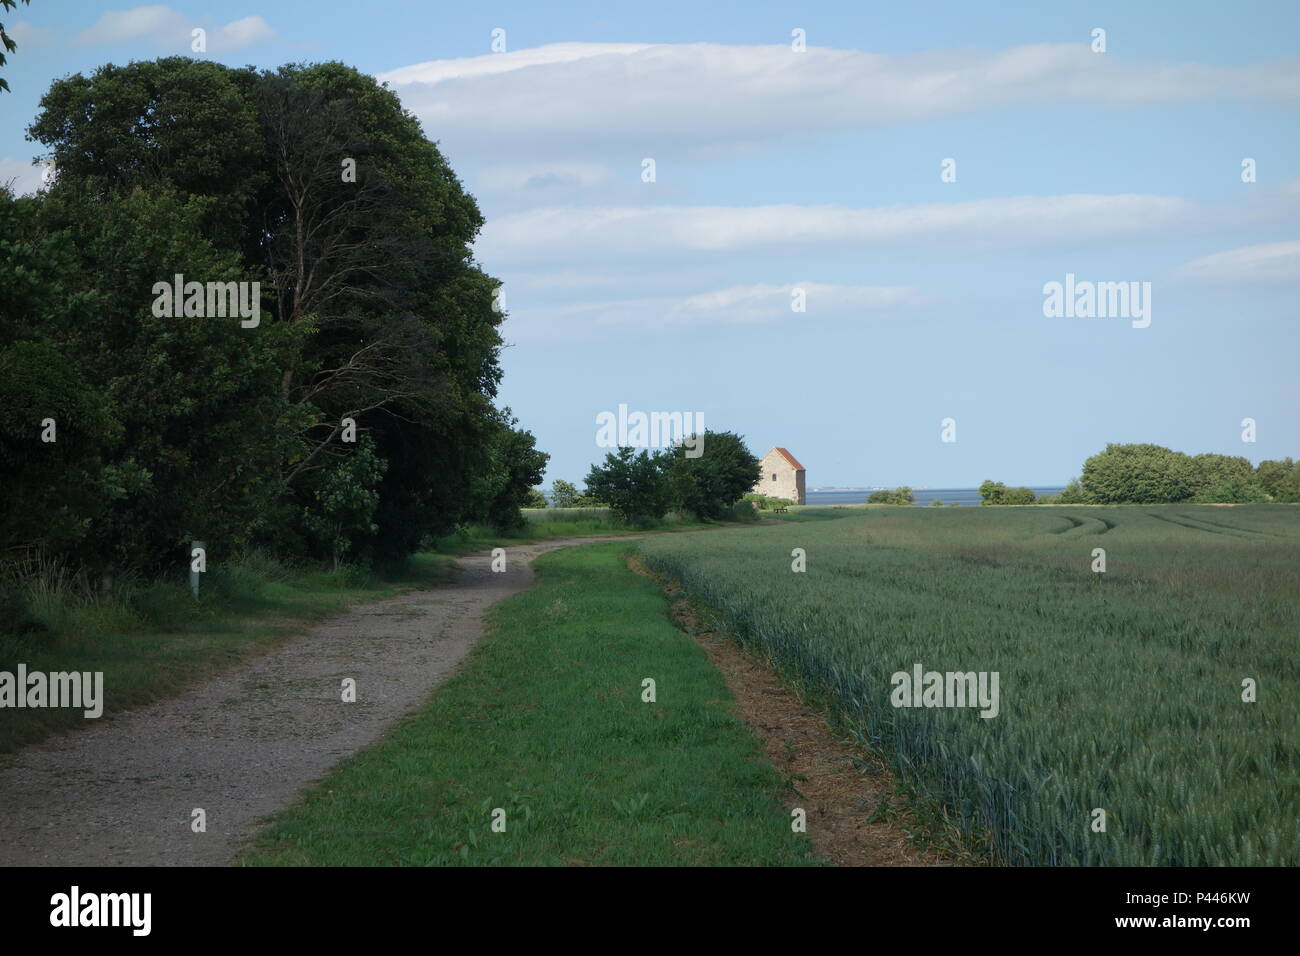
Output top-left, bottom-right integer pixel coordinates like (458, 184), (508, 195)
(979, 481), (1037, 505)
(0, 581), (46, 638)
(584, 447), (669, 525)
(867, 487), (914, 505)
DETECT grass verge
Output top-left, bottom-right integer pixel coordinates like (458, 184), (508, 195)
(240, 540), (821, 866)
(430, 510), (734, 555)
(0, 552), (455, 754)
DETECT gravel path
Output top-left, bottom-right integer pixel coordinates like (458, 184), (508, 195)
(0, 537), (622, 866)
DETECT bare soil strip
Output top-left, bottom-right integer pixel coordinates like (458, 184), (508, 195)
(629, 555), (955, 867)
(0, 538), (607, 866)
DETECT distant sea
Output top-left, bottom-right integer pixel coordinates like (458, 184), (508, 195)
(807, 487), (1066, 507)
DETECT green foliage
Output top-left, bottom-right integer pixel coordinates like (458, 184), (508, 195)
(978, 480), (1037, 505)
(1256, 458), (1300, 502)
(640, 505), (1300, 866)
(0, 0), (31, 94)
(743, 493), (795, 511)
(302, 437), (387, 568)
(585, 448), (669, 526)
(549, 479), (579, 508)
(6, 56), (525, 579)
(1072, 445), (1296, 504)
(867, 487), (914, 505)
(1080, 443), (1197, 503)
(0, 580), (45, 639)
(466, 412), (549, 532)
(929, 498), (944, 507)
(661, 430), (761, 520)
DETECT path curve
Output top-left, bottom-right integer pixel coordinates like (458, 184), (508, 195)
(0, 537), (627, 866)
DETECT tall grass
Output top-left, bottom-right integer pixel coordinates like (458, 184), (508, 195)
(0, 550), (452, 752)
(638, 504), (1300, 866)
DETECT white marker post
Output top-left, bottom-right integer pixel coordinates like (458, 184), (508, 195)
(190, 540), (205, 599)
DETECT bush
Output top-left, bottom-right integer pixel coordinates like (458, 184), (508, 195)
(730, 500), (760, 522)
(743, 493), (795, 511)
(979, 481), (1037, 505)
(867, 487), (914, 505)
(549, 479), (580, 508)
(585, 447), (669, 525)
(0, 581), (47, 638)
(661, 430), (761, 520)
(1080, 444), (1196, 503)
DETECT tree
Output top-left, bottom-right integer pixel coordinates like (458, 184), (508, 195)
(1080, 444), (1196, 504)
(979, 481), (1036, 505)
(585, 447), (668, 525)
(524, 489), (548, 509)
(1188, 453), (1266, 503)
(868, 487), (914, 505)
(1257, 458), (1300, 502)
(302, 436), (386, 569)
(2, 186), (302, 583)
(550, 479), (579, 508)
(26, 57), (516, 568)
(661, 430), (760, 519)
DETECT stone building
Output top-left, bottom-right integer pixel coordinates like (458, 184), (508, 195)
(753, 447), (806, 505)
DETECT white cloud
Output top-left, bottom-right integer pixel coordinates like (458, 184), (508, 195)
(0, 157), (48, 196)
(500, 281), (924, 340)
(1175, 240), (1300, 281)
(73, 6), (275, 51)
(379, 42), (1300, 155)
(477, 193), (1193, 262)
(379, 43), (652, 86)
(668, 281), (923, 323)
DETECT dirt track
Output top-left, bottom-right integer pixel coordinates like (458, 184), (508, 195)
(0, 538), (610, 866)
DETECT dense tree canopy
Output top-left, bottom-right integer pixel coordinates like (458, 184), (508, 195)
(2, 56), (545, 581)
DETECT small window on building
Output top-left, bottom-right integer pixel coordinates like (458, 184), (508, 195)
(771, 473), (777, 481)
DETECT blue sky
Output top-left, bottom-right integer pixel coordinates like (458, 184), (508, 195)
(2, 1), (1297, 487)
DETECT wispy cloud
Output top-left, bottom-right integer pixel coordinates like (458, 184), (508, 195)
(500, 281), (925, 340)
(73, 6), (276, 51)
(1175, 240), (1300, 281)
(380, 42), (1300, 156)
(477, 193), (1195, 262)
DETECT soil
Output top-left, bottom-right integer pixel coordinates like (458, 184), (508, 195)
(0, 538), (606, 866)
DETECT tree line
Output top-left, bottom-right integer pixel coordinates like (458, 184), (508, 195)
(1, 57), (547, 589)
(547, 432), (761, 525)
(981, 443), (1300, 505)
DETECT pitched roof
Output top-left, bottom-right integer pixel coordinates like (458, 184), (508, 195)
(772, 447), (805, 471)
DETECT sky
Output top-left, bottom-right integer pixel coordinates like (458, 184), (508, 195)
(1, 1), (1297, 488)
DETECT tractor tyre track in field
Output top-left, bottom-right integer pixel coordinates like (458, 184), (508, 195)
(0, 536), (635, 867)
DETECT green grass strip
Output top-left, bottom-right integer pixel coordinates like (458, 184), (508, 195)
(241, 541), (820, 866)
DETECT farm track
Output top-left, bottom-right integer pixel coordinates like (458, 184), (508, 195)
(1146, 512), (1254, 537)
(0, 536), (632, 867)
(1176, 513), (1280, 536)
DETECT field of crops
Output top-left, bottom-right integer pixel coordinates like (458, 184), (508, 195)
(637, 505), (1300, 866)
